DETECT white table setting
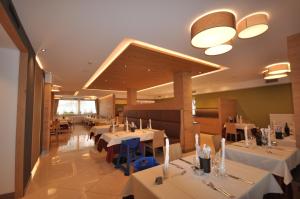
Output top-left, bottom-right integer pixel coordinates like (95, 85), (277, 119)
(226, 126), (300, 185)
(124, 137), (282, 199)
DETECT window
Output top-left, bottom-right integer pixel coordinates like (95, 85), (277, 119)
(80, 100), (96, 114)
(57, 100), (79, 115)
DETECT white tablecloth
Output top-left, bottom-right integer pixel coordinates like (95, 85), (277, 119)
(90, 124), (124, 136)
(100, 129), (161, 147)
(123, 155), (282, 199)
(272, 135), (296, 148)
(226, 141), (300, 185)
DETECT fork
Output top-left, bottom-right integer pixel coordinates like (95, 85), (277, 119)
(202, 180), (235, 198)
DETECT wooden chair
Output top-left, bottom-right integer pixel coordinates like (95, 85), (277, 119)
(164, 143), (182, 161)
(225, 123), (238, 141)
(144, 130), (165, 158)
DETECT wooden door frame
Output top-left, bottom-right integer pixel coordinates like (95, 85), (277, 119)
(0, 1), (29, 198)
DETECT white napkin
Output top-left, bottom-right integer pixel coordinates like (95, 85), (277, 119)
(149, 119), (152, 129)
(125, 119), (129, 132)
(164, 138), (169, 170)
(195, 134), (200, 164)
(244, 125), (249, 146)
(220, 138), (226, 174)
(139, 118), (142, 130)
(267, 125), (271, 147)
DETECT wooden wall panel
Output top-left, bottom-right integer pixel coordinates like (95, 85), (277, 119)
(31, 65), (43, 168)
(287, 33), (300, 148)
(42, 83), (51, 152)
(15, 52), (28, 198)
(99, 94), (115, 118)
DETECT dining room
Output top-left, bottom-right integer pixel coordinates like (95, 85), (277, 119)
(1, 1), (300, 199)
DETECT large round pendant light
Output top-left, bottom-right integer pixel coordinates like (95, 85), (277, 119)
(262, 62), (290, 80)
(205, 40), (233, 55)
(237, 12), (269, 39)
(266, 62), (290, 75)
(191, 11), (236, 48)
(264, 73), (288, 80)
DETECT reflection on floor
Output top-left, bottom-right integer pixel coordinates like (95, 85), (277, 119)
(23, 125), (129, 199)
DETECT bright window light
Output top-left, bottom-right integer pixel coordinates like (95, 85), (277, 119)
(80, 100), (96, 114)
(57, 100), (79, 115)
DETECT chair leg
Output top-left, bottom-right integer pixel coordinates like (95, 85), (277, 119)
(125, 150), (130, 176)
(115, 154), (121, 168)
(235, 134), (237, 142)
(152, 148), (156, 158)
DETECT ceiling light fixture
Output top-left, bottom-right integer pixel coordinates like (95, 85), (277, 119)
(264, 73), (288, 80)
(205, 40), (233, 55)
(237, 12), (269, 39)
(41, 49), (46, 52)
(51, 84), (61, 92)
(262, 62), (290, 80)
(191, 10), (236, 48)
(266, 62), (291, 75)
(74, 91), (79, 96)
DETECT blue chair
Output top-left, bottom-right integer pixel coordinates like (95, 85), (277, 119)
(134, 157), (158, 172)
(115, 138), (143, 176)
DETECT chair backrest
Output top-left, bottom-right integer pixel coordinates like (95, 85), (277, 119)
(121, 138), (140, 150)
(200, 133), (221, 155)
(153, 130), (165, 148)
(225, 123), (237, 134)
(164, 143), (182, 161)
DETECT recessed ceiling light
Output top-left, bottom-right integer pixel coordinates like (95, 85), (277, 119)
(41, 49), (46, 52)
(205, 41), (233, 55)
(237, 12), (269, 39)
(191, 10), (236, 48)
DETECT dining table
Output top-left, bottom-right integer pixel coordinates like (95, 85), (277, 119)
(98, 129), (163, 162)
(123, 155), (282, 199)
(90, 124), (124, 136)
(225, 140), (300, 185)
(272, 134), (296, 148)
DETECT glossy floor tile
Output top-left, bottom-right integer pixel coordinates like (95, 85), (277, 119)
(23, 125), (129, 199)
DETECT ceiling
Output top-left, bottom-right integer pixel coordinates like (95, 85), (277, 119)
(12, 0), (300, 98)
(87, 40), (220, 90)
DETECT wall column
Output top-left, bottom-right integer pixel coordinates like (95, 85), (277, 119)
(287, 33), (300, 149)
(173, 72), (193, 152)
(127, 88), (137, 106)
(42, 83), (51, 153)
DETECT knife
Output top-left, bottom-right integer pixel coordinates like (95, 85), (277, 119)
(179, 158), (193, 165)
(226, 173), (255, 185)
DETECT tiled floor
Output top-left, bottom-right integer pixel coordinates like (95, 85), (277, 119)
(23, 125), (129, 199)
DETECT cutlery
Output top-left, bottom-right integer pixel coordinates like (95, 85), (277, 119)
(202, 180), (235, 198)
(226, 173), (255, 185)
(179, 158), (193, 165)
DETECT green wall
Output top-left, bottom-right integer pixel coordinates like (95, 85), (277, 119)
(194, 83), (294, 128)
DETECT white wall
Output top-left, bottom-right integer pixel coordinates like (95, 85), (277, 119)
(0, 47), (20, 194)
